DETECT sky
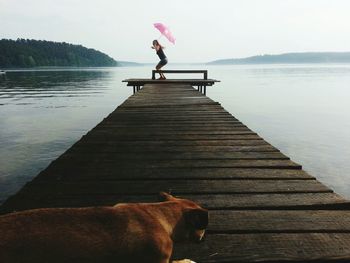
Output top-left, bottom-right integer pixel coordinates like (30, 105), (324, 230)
(1, 0), (350, 63)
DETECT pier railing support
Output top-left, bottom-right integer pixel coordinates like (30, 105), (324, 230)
(133, 85), (142, 94)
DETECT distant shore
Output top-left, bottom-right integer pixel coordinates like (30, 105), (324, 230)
(207, 52), (350, 65)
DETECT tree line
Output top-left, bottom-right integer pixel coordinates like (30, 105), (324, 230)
(0, 39), (118, 68)
(208, 52), (350, 65)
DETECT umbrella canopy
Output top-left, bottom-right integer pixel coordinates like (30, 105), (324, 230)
(154, 23), (176, 44)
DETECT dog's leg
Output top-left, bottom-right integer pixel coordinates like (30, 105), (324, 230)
(172, 260), (197, 263)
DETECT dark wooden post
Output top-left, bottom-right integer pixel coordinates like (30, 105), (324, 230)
(204, 71), (208, 80)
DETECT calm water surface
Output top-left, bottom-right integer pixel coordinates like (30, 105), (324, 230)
(0, 64), (350, 203)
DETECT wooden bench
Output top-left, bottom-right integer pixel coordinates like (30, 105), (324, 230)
(123, 70), (219, 95)
(152, 70), (208, 80)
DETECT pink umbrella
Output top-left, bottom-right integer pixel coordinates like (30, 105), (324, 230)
(154, 23), (176, 44)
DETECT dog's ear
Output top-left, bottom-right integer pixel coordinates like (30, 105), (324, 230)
(184, 208), (209, 230)
(159, 192), (175, 201)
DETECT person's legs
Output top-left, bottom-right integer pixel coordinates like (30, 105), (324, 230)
(156, 65), (165, 79)
(159, 66), (165, 79)
(156, 63), (164, 79)
(156, 59), (168, 79)
(161, 59), (168, 79)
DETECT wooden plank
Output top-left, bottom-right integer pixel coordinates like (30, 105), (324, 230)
(107, 116), (237, 120)
(18, 179), (331, 195)
(119, 103), (221, 108)
(67, 145), (278, 153)
(208, 210), (350, 233)
(118, 102), (223, 107)
(85, 127), (254, 132)
(82, 134), (261, 141)
(126, 95), (212, 99)
(117, 103), (223, 107)
(47, 159), (301, 169)
(75, 139), (269, 147)
(66, 145), (278, 153)
(107, 113), (234, 117)
(102, 118), (239, 122)
(59, 152), (288, 160)
(97, 121), (244, 125)
(90, 123), (247, 128)
(119, 104), (222, 108)
(123, 79), (219, 86)
(124, 100), (216, 103)
(2, 193), (349, 215)
(121, 102), (220, 107)
(172, 233), (350, 262)
(182, 193), (350, 210)
(124, 100), (217, 104)
(35, 168), (313, 181)
(85, 130), (257, 136)
(87, 129), (255, 135)
(120, 102), (219, 105)
(113, 109), (228, 113)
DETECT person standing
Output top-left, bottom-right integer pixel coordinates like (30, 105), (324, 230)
(152, 40), (168, 79)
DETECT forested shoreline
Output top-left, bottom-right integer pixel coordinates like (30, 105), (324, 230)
(0, 39), (118, 68)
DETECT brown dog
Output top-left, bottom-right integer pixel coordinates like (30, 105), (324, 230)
(0, 192), (208, 263)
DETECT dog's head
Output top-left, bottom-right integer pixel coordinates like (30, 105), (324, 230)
(159, 192), (209, 243)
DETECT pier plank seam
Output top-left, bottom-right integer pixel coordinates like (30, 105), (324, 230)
(1, 82), (350, 262)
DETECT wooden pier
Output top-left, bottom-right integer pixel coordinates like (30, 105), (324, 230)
(2, 74), (350, 262)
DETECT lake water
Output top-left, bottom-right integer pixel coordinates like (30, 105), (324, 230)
(1, 64), (350, 203)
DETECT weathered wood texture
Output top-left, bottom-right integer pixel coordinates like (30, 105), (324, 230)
(1, 83), (350, 262)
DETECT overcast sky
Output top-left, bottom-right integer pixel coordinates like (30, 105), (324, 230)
(1, 0), (350, 63)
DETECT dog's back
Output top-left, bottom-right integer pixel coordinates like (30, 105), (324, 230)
(0, 207), (132, 263)
(0, 194), (208, 263)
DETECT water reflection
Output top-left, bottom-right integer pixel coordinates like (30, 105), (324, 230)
(0, 70), (114, 106)
(0, 68), (131, 203)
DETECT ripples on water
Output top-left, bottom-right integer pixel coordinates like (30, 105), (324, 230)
(0, 68), (134, 203)
(208, 64), (350, 198)
(0, 65), (350, 204)
(1, 70), (109, 103)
